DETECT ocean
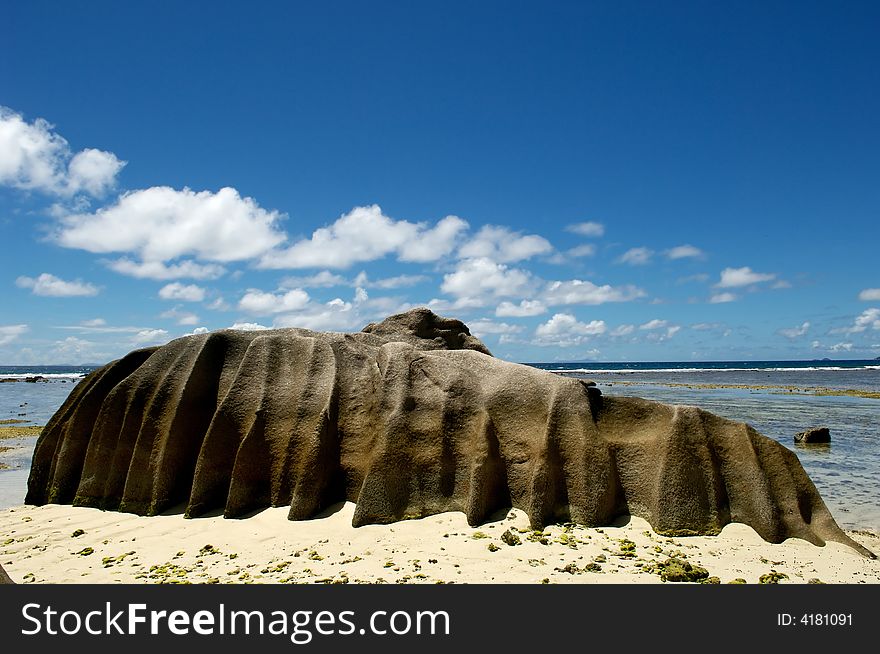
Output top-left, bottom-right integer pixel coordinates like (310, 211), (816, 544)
(2, 361), (878, 532)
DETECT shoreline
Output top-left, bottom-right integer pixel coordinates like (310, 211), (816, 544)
(552, 376), (880, 400)
(1, 504), (878, 585)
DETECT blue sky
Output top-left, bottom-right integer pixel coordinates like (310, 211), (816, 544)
(1, 1), (879, 364)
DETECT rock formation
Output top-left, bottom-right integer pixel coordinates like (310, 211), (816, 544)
(25, 308), (873, 557)
(795, 427), (831, 444)
(0, 562), (13, 584)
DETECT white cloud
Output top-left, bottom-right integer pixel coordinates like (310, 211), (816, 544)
(281, 271), (349, 288)
(107, 258), (226, 280)
(709, 292), (738, 303)
(609, 324), (635, 337)
(441, 258), (535, 300)
(496, 299), (547, 317)
(131, 329), (169, 346)
(66, 148), (126, 197)
(458, 225), (552, 263)
(565, 221), (604, 237)
(158, 282), (206, 302)
(0, 106), (125, 197)
(618, 247), (653, 265)
(665, 244), (705, 260)
(837, 308), (880, 334)
(830, 342), (853, 352)
(401, 215), (469, 262)
(567, 244), (596, 257)
(55, 322), (151, 334)
(771, 280), (791, 289)
(56, 186), (286, 264)
(206, 297), (231, 311)
(716, 266), (775, 288)
(468, 319), (523, 338)
(859, 288), (880, 301)
(16, 273), (99, 297)
(351, 271), (429, 289)
(534, 313), (606, 347)
(0, 324), (28, 346)
(230, 322), (270, 331)
(260, 205), (466, 269)
(543, 279), (645, 305)
(778, 321), (810, 339)
(160, 308), (200, 326)
(238, 288), (311, 316)
(639, 319), (680, 341)
(273, 298), (358, 332)
(46, 336), (109, 363)
(190, 327), (210, 335)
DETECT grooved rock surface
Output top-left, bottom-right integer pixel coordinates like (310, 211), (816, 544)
(25, 308), (873, 557)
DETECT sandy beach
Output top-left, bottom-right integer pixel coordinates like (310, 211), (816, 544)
(2, 503), (878, 585)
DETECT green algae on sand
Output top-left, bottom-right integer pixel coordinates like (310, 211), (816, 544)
(0, 425), (43, 439)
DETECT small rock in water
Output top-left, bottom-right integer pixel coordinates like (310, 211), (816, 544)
(794, 427), (831, 444)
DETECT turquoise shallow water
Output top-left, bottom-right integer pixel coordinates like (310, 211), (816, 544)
(2, 362), (878, 532)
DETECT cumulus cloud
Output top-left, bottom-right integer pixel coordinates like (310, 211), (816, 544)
(709, 292), (737, 303)
(106, 258), (226, 281)
(467, 319), (523, 339)
(495, 299), (547, 317)
(441, 258), (535, 300)
(458, 225), (552, 263)
(260, 205), (466, 269)
(158, 282), (206, 302)
(639, 319), (680, 341)
(565, 222), (604, 237)
(715, 266), (775, 288)
(131, 328), (170, 345)
(609, 324), (635, 337)
(665, 244), (705, 260)
(617, 247), (653, 265)
(835, 308), (880, 334)
(534, 313), (606, 347)
(55, 186), (286, 267)
(190, 327), (210, 335)
(0, 324), (28, 346)
(352, 271), (429, 290)
(238, 288), (311, 316)
(230, 322), (270, 331)
(542, 279), (645, 306)
(567, 244), (596, 257)
(16, 273), (99, 297)
(160, 308), (200, 326)
(859, 288), (880, 302)
(0, 106), (125, 197)
(281, 271), (349, 288)
(273, 298), (359, 332)
(778, 321), (810, 339)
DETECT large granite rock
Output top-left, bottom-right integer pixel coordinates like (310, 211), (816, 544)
(25, 308), (873, 556)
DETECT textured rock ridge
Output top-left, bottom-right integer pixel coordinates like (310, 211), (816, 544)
(25, 309), (873, 557)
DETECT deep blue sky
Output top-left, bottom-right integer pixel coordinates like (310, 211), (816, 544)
(1, 1), (878, 364)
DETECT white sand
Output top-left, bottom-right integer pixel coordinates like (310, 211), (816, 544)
(1, 503), (878, 584)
